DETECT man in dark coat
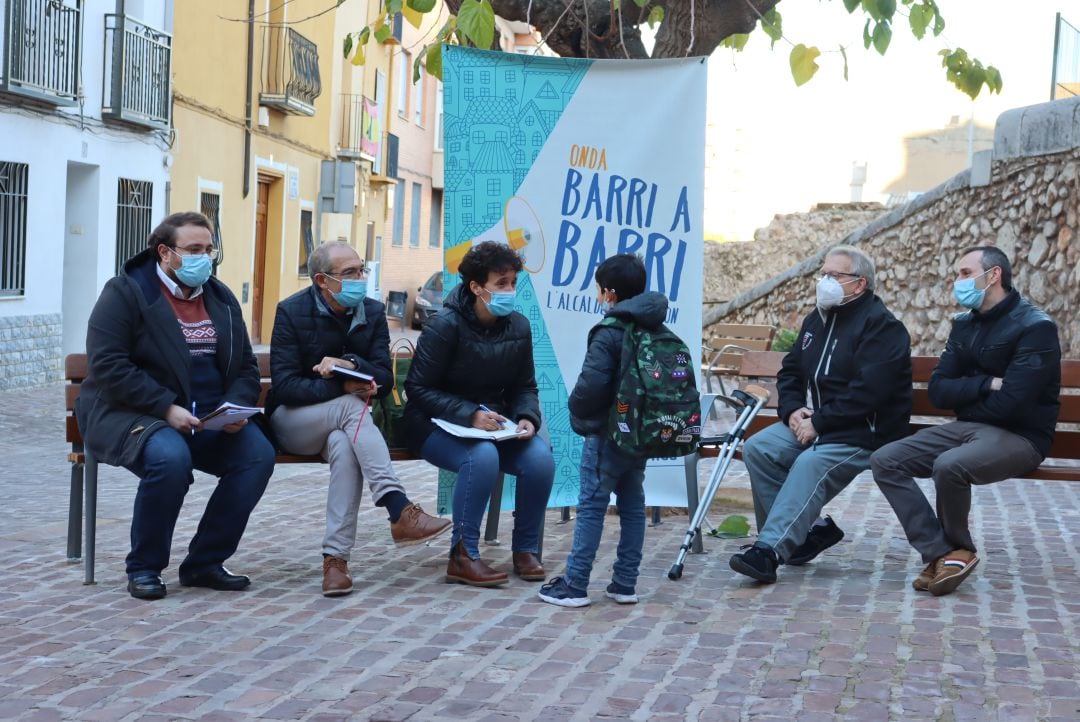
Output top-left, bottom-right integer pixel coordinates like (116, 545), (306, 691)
(267, 242), (450, 597)
(76, 212), (275, 600)
(729, 245), (912, 584)
(871, 246), (1061, 596)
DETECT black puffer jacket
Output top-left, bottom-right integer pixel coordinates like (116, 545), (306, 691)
(568, 292), (669, 437)
(75, 249), (261, 467)
(928, 290), (1060, 457)
(778, 291), (912, 450)
(266, 286), (393, 416)
(404, 283), (541, 454)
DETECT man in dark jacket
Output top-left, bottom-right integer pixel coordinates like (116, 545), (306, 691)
(871, 246), (1060, 596)
(76, 212), (275, 600)
(268, 242), (450, 597)
(730, 246), (912, 584)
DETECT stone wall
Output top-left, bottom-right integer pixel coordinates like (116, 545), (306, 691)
(707, 113), (1080, 359)
(0, 315), (63, 390)
(704, 204), (888, 306)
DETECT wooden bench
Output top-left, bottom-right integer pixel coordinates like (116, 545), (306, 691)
(700, 323), (775, 395)
(681, 350), (1080, 553)
(64, 352), (514, 584)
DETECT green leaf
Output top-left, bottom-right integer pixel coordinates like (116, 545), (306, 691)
(789, 43), (821, 87)
(843, 0), (860, 12)
(632, 0), (649, 7)
(343, 33), (353, 59)
(351, 44), (366, 66)
(413, 51), (423, 83)
(374, 21), (392, 44)
(872, 21), (892, 55)
(613, 0), (620, 9)
(719, 33), (750, 51)
(840, 45), (849, 81)
(985, 65), (1003, 94)
(407, 0), (437, 12)
(932, 7), (945, 35)
(708, 515), (751, 539)
(761, 8), (782, 48)
(457, 0), (495, 49)
(862, 0), (881, 22)
(908, 3), (930, 40)
(863, 18), (873, 50)
(877, 0), (896, 20)
(647, 6), (664, 28)
(435, 17), (456, 43)
(386, 0), (403, 14)
(425, 42), (443, 80)
(359, 26), (370, 45)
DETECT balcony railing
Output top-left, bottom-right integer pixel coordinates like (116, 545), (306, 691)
(102, 14), (171, 130)
(261, 26), (321, 116)
(1, 0), (81, 106)
(338, 93), (383, 161)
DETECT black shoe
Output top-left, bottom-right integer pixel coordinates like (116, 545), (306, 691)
(127, 572), (167, 600)
(179, 566), (251, 591)
(729, 543), (779, 583)
(786, 517), (845, 566)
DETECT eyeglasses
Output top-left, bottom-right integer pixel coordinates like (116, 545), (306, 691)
(171, 246), (220, 261)
(820, 271), (860, 283)
(328, 267), (369, 280)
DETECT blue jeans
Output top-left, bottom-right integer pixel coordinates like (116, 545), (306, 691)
(742, 422), (870, 561)
(421, 428), (554, 558)
(123, 424), (275, 578)
(564, 435), (647, 592)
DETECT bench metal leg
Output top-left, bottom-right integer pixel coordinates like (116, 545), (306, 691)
(484, 473), (504, 545)
(84, 451), (98, 585)
(684, 452), (703, 554)
(67, 457), (83, 561)
(649, 506), (662, 526)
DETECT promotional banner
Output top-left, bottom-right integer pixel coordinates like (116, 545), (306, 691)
(436, 46), (706, 513)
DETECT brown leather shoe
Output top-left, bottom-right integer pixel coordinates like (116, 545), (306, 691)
(322, 556), (353, 597)
(512, 552), (545, 581)
(912, 559), (939, 592)
(446, 541), (508, 587)
(390, 503), (452, 546)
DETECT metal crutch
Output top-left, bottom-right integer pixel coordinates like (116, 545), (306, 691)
(668, 385), (770, 581)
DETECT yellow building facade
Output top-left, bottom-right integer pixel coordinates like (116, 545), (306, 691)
(170, 0), (396, 342)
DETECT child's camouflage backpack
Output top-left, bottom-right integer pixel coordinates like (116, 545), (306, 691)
(602, 317), (701, 458)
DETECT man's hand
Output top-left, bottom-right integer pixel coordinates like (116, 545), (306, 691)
(165, 404), (200, 435)
(313, 356), (354, 378)
(515, 419), (536, 440)
(794, 415), (818, 445)
(788, 407), (812, 435)
(990, 377), (1004, 391)
(345, 379), (377, 400)
(471, 408), (508, 431)
(221, 419), (248, 434)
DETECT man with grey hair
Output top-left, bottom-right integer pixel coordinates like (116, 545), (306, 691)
(267, 242), (451, 597)
(871, 245), (1060, 596)
(730, 245), (913, 584)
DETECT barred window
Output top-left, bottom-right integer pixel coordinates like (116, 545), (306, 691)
(0, 162), (29, 297)
(199, 192), (223, 272)
(115, 178), (153, 275)
(298, 209), (314, 274)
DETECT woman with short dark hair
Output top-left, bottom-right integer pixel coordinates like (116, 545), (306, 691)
(404, 241), (555, 587)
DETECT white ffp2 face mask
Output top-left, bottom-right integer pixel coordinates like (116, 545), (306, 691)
(816, 276), (845, 310)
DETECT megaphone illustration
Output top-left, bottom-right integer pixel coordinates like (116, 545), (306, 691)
(446, 196), (546, 275)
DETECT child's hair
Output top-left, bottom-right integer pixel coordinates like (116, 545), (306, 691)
(595, 253), (647, 301)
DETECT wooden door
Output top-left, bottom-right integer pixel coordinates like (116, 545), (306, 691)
(253, 181), (269, 343)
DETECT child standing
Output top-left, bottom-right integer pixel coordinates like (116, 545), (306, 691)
(539, 254), (669, 607)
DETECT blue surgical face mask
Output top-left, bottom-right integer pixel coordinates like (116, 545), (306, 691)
(481, 287), (515, 317)
(953, 269), (990, 310)
(171, 250), (213, 288)
(330, 278), (367, 308)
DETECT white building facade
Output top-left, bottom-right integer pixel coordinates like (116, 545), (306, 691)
(0, 0), (173, 389)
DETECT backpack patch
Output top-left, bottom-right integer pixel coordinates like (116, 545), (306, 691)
(604, 318), (701, 458)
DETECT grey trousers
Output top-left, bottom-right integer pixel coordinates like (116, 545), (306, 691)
(870, 421), (1043, 561)
(743, 423), (871, 561)
(271, 395), (406, 559)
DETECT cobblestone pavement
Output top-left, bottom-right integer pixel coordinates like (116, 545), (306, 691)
(2, 384), (1080, 721)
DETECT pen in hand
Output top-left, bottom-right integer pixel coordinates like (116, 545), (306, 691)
(191, 402), (196, 436)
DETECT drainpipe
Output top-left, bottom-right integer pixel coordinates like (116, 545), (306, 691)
(243, 0), (254, 198)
